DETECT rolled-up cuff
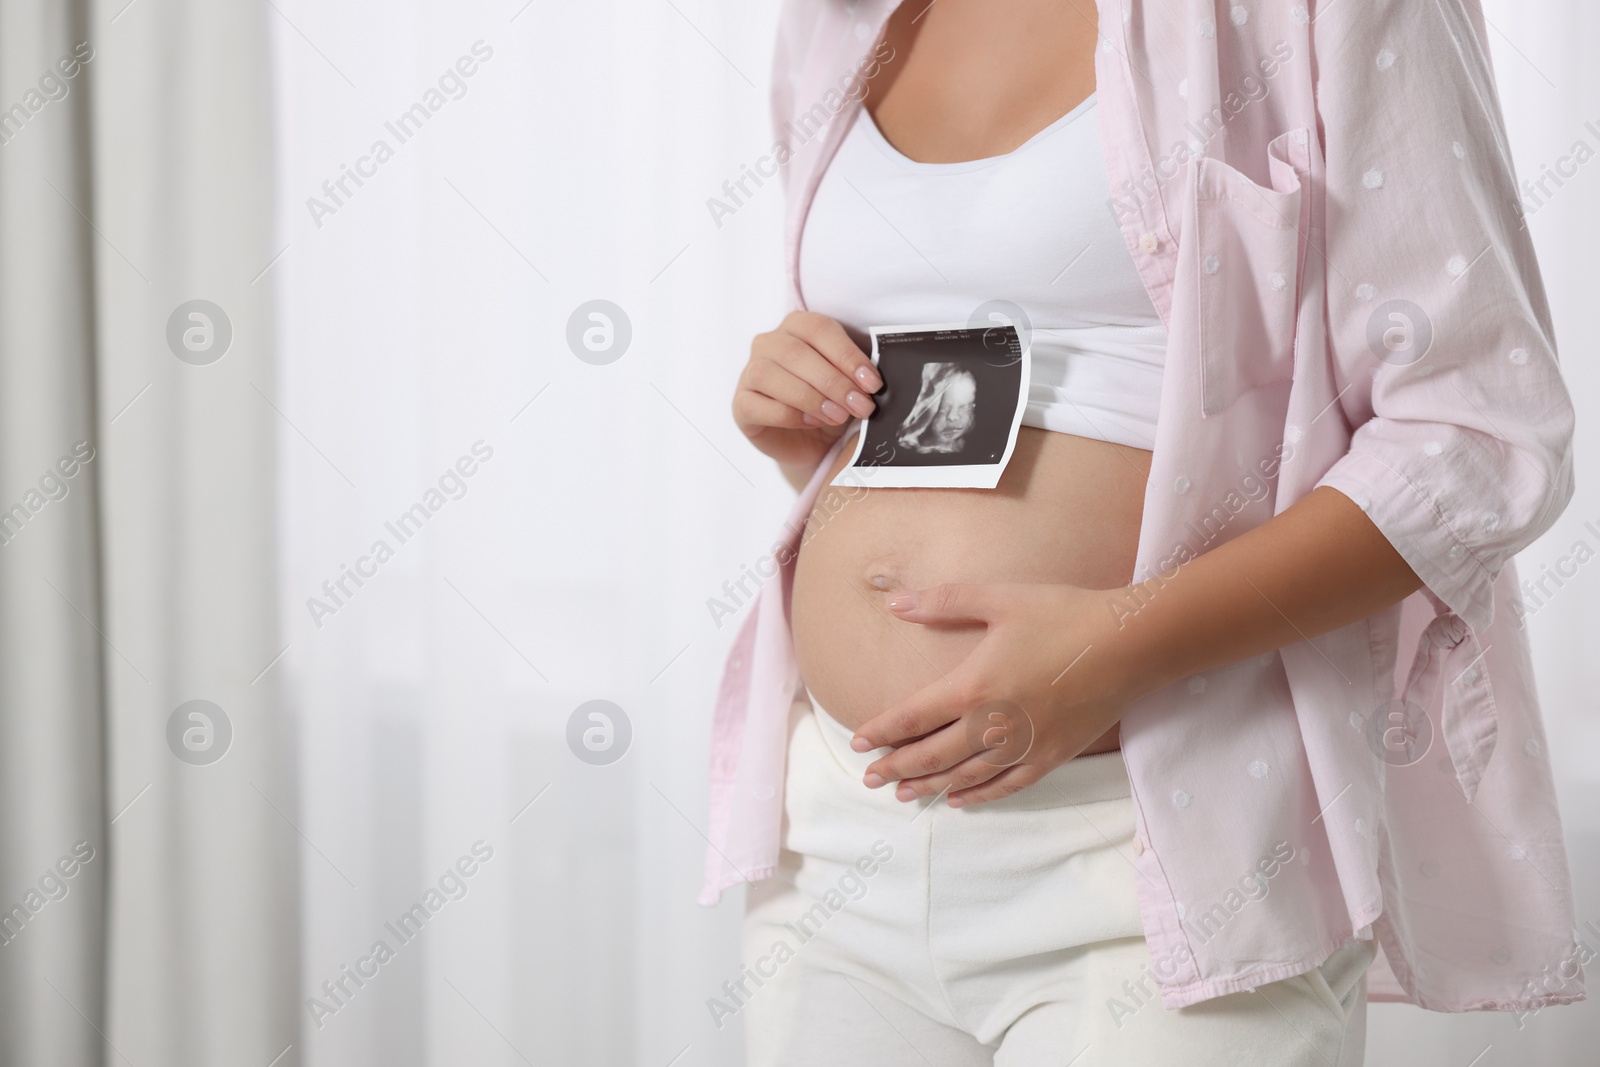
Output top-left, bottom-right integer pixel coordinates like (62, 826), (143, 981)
(1314, 447), (1496, 634)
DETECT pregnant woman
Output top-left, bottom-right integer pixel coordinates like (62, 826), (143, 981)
(711, 1), (1582, 1063)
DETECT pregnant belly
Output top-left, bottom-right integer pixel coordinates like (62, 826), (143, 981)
(790, 426), (1152, 752)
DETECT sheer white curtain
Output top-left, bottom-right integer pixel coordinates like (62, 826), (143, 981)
(2, 2), (293, 1065)
(274, 2), (787, 1063)
(272, 2), (1600, 1065)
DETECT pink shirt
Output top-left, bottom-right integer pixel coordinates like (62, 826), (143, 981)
(703, 0), (1586, 1013)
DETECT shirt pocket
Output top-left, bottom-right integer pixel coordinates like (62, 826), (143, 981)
(1193, 128), (1311, 416)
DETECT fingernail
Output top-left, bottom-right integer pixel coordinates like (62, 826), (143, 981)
(801, 411), (820, 426)
(896, 785), (917, 802)
(863, 772), (884, 788)
(820, 399), (848, 424)
(887, 593), (918, 611)
(845, 390), (874, 418)
(855, 364), (883, 392)
(947, 796), (966, 808)
(850, 736), (873, 752)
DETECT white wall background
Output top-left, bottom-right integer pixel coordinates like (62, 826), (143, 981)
(269, 2), (1600, 1064)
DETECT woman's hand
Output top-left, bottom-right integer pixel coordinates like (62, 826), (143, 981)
(732, 311), (883, 471)
(847, 487), (1430, 808)
(849, 581), (1147, 807)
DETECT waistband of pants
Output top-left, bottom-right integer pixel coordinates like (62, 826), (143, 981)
(804, 690), (1131, 810)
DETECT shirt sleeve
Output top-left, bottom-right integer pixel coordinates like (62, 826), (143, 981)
(1308, 0), (1576, 634)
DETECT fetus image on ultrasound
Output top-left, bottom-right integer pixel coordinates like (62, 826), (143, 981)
(895, 362), (978, 454)
(835, 324), (1026, 487)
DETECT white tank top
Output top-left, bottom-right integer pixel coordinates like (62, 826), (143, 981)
(799, 93), (1166, 451)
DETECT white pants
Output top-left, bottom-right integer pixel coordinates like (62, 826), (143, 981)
(741, 695), (1374, 1066)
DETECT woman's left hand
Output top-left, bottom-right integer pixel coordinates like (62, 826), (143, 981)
(849, 581), (1151, 807)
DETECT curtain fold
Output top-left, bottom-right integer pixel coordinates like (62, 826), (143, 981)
(0, 1), (295, 1064)
(0, 3), (105, 1064)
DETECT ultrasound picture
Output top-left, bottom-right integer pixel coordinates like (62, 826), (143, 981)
(832, 323), (1029, 490)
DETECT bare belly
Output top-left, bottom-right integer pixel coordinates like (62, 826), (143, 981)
(790, 426), (1152, 753)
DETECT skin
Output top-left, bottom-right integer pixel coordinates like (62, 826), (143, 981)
(789, 423), (1146, 758)
(730, 0), (1424, 808)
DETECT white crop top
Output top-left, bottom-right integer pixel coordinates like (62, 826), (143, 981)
(799, 93), (1167, 451)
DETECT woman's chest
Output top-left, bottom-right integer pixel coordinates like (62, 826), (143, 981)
(798, 99), (1161, 334)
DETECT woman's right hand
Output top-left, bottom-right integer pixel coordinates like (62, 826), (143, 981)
(732, 311), (883, 471)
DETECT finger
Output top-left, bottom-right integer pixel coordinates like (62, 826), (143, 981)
(773, 334), (877, 420)
(886, 582), (1001, 626)
(894, 751), (1008, 802)
(851, 671), (976, 753)
(733, 385), (847, 437)
(862, 719), (972, 789)
(785, 311), (883, 393)
(732, 390), (814, 434)
(746, 357), (852, 426)
(947, 763), (1049, 807)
